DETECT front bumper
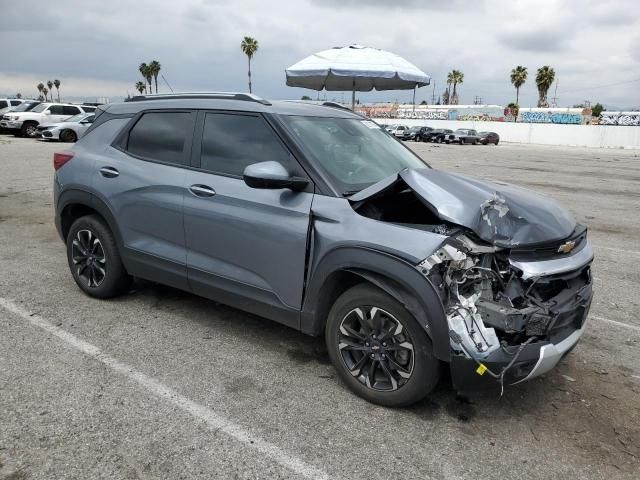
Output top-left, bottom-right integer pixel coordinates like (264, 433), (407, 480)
(449, 242), (594, 393)
(1, 120), (22, 130)
(39, 128), (60, 140)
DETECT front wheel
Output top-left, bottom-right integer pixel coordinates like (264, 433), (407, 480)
(325, 284), (440, 407)
(21, 122), (38, 138)
(60, 129), (77, 143)
(67, 215), (132, 298)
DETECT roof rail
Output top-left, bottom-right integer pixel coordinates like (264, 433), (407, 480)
(322, 101), (352, 112)
(128, 92), (271, 105)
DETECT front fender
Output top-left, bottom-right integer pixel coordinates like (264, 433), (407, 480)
(301, 246), (450, 361)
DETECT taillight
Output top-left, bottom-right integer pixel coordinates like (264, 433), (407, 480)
(53, 151), (74, 170)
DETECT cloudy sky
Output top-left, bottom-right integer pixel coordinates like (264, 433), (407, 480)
(1, 0), (639, 108)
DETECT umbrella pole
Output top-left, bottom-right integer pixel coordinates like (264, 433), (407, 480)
(413, 86), (416, 112)
(352, 79), (356, 111)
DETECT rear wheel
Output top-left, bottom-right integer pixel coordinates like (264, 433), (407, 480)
(66, 215), (132, 299)
(494, 139), (499, 145)
(325, 284), (440, 407)
(60, 129), (77, 143)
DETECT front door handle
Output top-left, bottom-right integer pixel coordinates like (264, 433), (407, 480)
(99, 166), (119, 178)
(189, 184), (216, 197)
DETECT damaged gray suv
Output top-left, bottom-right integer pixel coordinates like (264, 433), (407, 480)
(54, 93), (593, 407)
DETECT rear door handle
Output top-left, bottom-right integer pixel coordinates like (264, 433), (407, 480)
(189, 184), (216, 197)
(99, 166), (119, 178)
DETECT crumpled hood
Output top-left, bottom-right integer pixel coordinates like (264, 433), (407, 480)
(351, 168), (576, 248)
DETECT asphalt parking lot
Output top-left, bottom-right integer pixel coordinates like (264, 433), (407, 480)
(1, 136), (639, 479)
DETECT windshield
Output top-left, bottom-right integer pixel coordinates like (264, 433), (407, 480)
(280, 116), (428, 194)
(31, 104), (48, 113)
(66, 114), (87, 123)
(12, 102), (39, 112)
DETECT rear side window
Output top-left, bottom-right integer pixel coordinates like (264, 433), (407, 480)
(10, 100), (22, 106)
(63, 106), (81, 115)
(0, 101), (8, 108)
(127, 111), (191, 164)
(49, 105), (65, 115)
(199, 113), (290, 176)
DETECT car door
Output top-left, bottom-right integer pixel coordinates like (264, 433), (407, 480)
(47, 105), (68, 123)
(95, 110), (196, 290)
(183, 111), (313, 327)
(62, 105), (82, 121)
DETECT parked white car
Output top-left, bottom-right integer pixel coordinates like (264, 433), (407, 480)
(388, 125), (409, 137)
(0, 103), (95, 138)
(0, 98), (24, 115)
(37, 113), (95, 142)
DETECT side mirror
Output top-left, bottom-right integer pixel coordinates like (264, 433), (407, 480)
(243, 161), (308, 191)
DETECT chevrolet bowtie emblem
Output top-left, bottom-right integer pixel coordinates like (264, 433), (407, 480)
(558, 240), (576, 254)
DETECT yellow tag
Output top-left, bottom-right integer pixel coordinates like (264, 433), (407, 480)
(476, 364), (487, 375)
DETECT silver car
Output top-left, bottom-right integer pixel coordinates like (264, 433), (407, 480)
(38, 113), (95, 142)
(53, 93), (593, 407)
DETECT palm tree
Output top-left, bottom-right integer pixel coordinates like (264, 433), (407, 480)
(446, 72), (453, 104)
(535, 66), (555, 107)
(47, 80), (53, 101)
(149, 60), (161, 94)
(510, 66), (527, 106)
(53, 79), (61, 102)
(450, 70), (464, 104)
(16, 93), (22, 99)
(240, 36), (259, 93)
(139, 62), (153, 94)
(37, 83), (44, 101)
(43, 87), (49, 102)
(135, 81), (146, 94)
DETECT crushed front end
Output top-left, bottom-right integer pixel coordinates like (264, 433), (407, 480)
(416, 226), (593, 394)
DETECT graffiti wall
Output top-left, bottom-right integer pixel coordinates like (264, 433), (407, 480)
(395, 105), (506, 122)
(599, 112), (640, 126)
(355, 104), (601, 125)
(518, 109), (588, 124)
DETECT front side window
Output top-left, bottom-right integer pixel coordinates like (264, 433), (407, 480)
(82, 106), (96, 112)
(0, 101), (8, 109)
(280, 116), (428, 194)
(199, 113), (290, 176)
(31, 103), (48, 113)
(10, 100), (22, 106)
(127, 111), (191, 164)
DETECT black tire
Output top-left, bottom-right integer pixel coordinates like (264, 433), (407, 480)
(325, 283), (440, 407)
(66, 215), (132, 299)
(494, 139), (499, 145)
(60, 129), (77, 143)
(21, 122), (38, 138)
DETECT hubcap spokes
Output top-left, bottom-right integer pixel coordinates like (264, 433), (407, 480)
(338, 306), (414, 392)
(71, 229), (106, 288)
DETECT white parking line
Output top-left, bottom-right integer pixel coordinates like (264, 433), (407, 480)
(594, 245), (640, 256)
(590, 314), (640, 333)
(0, 297), (334, 480)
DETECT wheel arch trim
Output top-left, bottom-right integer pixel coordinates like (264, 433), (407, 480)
(56, 188), (124, 250)
(301, 246), (450, 361)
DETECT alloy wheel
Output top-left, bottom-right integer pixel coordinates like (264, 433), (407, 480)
(71, 229), (106, 287)
(338, 306), (415, 391)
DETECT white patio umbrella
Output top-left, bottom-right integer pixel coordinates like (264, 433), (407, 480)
(285, 45), (430, 110)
